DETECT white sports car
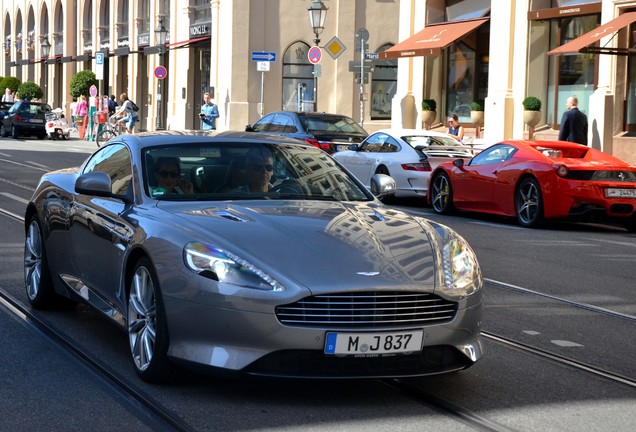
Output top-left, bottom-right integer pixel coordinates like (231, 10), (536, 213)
(333, 129), (474, 199)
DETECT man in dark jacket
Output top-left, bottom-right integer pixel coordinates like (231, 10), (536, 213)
(558, 95), (588, 146)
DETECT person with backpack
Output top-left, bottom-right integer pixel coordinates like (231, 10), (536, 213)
(115, 92), (139, 134)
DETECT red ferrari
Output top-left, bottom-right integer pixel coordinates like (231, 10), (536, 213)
(428, 140), (636, 231)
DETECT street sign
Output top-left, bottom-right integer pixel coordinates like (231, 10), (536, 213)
(354, 73), (370, 84)
(257, 61), (270, 72)
(95, 52), (104, 65)
(325, 36), (346, 59)
(154, 65), (167, 79)
(95, 52), (104, 80)
(251, 51), (276, 62)
(348, 60), (374, 72)
(365, 52), (379, 60)
(308, 46), (322, 64)
(89, 85), (98, 97)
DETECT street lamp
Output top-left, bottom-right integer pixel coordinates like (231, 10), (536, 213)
(154, 17), (168, 130)
(307, 0), (328, 46)
(41, 37), (51, 103)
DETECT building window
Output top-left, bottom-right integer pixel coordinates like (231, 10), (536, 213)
(282, 42), (314, 112)
(547, 14), (599, 127)
(371, 43), (397, 120)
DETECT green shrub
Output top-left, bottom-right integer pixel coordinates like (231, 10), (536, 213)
(470, 100), (484, 111)
(70, 70), (98, 98)
(421, 99), (437, 111)
(17, 82), (43, 101)
(0, 76), (21, 94)
(522, 96), (541, 111)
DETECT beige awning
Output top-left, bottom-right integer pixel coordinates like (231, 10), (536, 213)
(379, 18), (489, 59)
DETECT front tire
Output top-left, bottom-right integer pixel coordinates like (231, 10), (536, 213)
(11, 125), (19, 139)
(515, 177), (545, 228)
(430, 173), (455, 214)
(127, 257), (172, 382)
(24, 216), (75, 309)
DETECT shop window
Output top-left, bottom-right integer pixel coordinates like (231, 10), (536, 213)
(282, 42), (314, 112)
(446, 0), (490, 21)
(547, 15), (598, 127)
(371, 43), (397, 120)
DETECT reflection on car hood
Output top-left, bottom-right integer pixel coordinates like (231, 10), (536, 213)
(168, 201), (438, 293)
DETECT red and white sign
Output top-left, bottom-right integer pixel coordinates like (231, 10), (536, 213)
(154, 65), (168, 79)
(308, 46), (322, 64)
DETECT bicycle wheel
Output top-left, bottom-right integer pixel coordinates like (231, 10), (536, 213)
(96, 129), (118, 147)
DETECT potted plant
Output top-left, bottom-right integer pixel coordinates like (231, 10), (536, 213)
(470, 100), (484, 138)
(421, 99), (437, 130)
(522, 96), (541, 139)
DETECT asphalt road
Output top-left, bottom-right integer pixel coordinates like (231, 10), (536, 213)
(0, 136), (634, 431)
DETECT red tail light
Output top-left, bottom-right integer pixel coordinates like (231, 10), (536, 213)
(14, 115), (22, 122)
(401, 162), (432, 172)
(553, 164), (569, 177)
(304, 138), (332, 152)
(47, 122), (54, 128)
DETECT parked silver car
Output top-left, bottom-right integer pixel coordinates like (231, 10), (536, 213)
(24, 131), (483, 382)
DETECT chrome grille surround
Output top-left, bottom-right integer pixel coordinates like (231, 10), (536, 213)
(275, 291), (458, 328)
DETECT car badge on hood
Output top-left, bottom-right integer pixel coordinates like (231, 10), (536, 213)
(357, 271), (380, 276)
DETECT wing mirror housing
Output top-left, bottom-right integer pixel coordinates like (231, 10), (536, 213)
(370, 174), (397, 199)
(453, 158), (465, 168)
(75, 171), (131, 203)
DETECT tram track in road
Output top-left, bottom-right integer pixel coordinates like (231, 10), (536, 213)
(0, 289), (195, 432)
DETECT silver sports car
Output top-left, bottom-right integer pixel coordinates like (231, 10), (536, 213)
(24, 131), (483, 382)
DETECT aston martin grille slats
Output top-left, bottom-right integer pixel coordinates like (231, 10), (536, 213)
(276, 291), (458, 328)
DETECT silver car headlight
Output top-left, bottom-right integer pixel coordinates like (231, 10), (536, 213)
(183, 242), (284, 292)
(440, 234), (482, 300)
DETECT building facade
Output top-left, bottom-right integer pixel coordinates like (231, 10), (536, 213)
(2, 1), (636, 163)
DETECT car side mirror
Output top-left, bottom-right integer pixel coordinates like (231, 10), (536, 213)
(75, 172), (114, 197)
(349, 144), (359, 151)
(245, 124), (254, 132)
(453, 159), (464, 168)
(370, 174), (397, 199)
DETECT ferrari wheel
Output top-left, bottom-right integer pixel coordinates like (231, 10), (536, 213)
(515, 177), (545, 228)
(127, 257), (172, 382)
(430, 173), (455, 215)
(24, 216), (75, 309)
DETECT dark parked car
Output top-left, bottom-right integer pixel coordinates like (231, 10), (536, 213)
(245, 111), (368, 153)
(1, 101), (51, 139)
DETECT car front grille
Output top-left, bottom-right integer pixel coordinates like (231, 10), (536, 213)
(275, 291), (458, 328)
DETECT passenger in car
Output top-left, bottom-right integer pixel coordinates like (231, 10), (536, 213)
(152, 157), (193, 195)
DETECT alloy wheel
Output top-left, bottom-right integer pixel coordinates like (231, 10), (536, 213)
(128, 265), (157, 372)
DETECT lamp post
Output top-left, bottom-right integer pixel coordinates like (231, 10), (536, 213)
(155, 17), (168, 130)
(307, 0), (328, 46)
(41, 37), (51, 103)
(307, 0), (328, 111)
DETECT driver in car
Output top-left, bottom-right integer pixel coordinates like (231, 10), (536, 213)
(235, 147), (274, 193)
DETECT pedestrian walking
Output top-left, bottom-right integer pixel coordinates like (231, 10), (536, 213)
(558, 95), (588, 146)
(199, 92), (219, 130)
(2, 88), (14, 102)
(69, 97), (78, 131)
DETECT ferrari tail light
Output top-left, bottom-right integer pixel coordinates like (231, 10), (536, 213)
(553, 164), (569, 177)
(401, 162), (432, 172)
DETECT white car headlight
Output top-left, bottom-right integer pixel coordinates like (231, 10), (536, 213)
(440, 234), (482, 299)
(183, 242), (284, 292)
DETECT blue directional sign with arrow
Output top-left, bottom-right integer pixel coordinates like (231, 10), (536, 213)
(251, 51), (276, 62)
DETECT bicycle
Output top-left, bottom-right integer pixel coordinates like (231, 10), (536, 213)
(96, 114), (125, 147)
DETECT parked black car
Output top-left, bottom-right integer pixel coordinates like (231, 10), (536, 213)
(1, 101), (51, 139)
(245, 111), (368, 154)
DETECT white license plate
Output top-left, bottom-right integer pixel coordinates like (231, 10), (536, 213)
(30, 119), (44, 123)
(324, 330), (423, 355)
(605, 188), (636, 198)
(336, 145), (349, 152)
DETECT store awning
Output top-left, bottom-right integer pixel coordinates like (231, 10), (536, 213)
(548, 11), (636, 56)
(166, 36), (210, 49)
(379, 18), (489, 59)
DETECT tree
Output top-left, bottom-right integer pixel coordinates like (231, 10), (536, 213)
(17, 82), (44, 101)
(0, 76), (21, 94)
(70, 70), (97, 98)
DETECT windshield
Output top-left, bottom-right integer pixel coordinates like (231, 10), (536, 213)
(143, 142), (373, 202)
(299, 115), (367, 135)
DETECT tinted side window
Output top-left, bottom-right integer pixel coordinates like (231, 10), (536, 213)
(469, 145), (515, 166)
(253, 114), (275, 132)
(83, 143), (133, 195)
(270, 114), (295, 133)
(361, 133), (388, 152)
